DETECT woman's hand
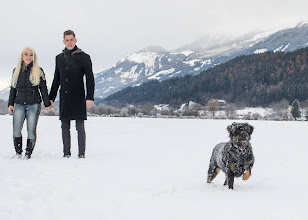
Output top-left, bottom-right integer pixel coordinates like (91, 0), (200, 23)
(50, 100), (54, 108)
(45, 106), (52, 110)
(45, 100), (54, 110)
(8, 105), (14, 113)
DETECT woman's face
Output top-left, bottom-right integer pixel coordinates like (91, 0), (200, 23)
(22, 49), (34, 65)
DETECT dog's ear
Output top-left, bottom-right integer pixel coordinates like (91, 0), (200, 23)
(227, 125), (232, 133)
(248, 125), (254, 135)
(227, 122), (236, 134)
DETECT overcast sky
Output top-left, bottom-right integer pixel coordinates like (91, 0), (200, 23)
(1, 0), (308, 78)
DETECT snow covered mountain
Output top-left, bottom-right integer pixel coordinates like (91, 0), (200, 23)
(95, 21), (308, 99)
(0, 77), (10, 101)
(94, 46), (211, 99)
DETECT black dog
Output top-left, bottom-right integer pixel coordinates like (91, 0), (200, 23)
(207, 122), (255, 189)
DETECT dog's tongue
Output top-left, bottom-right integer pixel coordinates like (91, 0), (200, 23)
(240, 145), (247, 149)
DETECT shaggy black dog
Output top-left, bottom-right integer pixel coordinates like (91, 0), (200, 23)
(207, 122), (255, 189)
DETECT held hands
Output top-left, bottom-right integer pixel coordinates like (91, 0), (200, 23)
(8, 105), (14, 113)
(86, 100), (94, 108)
(45, 100), (55, 110)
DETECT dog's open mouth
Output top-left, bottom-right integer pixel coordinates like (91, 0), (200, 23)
(239, 145), (247, 150)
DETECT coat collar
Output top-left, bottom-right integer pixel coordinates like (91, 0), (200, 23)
(59, 47), (83, 66)
(62, 46), (83, 56)
(21, 61), (33, 72)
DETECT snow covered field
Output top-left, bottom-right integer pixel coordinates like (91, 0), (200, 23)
(0, 115), (307, 220)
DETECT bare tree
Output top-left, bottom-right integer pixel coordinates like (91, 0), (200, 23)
(206, 99), (220, 117)
(190, 102), (203, 111)
(118, 105), (141, 117)
(224, 103), (237, 118)
(141, 102), (154, 115)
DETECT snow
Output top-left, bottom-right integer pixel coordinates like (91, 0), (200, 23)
(183, 59), (201, 66)
(102, 86), (116, 94)
(274, 45), (285, 52)
(132, 83), (141, 87)
(120, 65), (139, 80)
(253, 48), (267, 54)
(168, 70), (181, 78)
(126, 52), (157, 69)
(182, 59), (211, 70)
(200, 59), (212, 67)
(148, 68), (175, 80)
(281, 43), (290, 52)
(114, 67), (123, 74)
(236, 107), (274, 117)
(0, 115), (307, 220)
(106, 77), (114, 82)
(154, 104), (169, 111)
(248, 31), (276, 43)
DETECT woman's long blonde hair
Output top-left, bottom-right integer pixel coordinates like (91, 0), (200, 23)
(11, 47), (43, 88)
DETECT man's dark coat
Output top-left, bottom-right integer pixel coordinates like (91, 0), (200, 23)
(49, 48), (95, 120)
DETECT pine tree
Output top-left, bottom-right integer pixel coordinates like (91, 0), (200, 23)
(291, 99), (301, 120)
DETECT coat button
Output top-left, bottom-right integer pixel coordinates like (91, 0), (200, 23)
(65, 91), (68, 93)
(24, 102), (26, 104)
(65, 79), (68, 82)
(65, 67), (68, 70)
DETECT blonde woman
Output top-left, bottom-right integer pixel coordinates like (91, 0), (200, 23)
(8, 47), (53, 159)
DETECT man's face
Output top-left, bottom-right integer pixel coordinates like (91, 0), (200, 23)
(63, 34), (77, 50)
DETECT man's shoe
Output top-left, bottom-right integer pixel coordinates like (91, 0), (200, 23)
(63, 154), (71, 158)
(78, 154), (85, 158)
(25, 152), (31, 159)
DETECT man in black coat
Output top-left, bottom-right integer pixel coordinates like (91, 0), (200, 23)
(49, 30), (95, 158)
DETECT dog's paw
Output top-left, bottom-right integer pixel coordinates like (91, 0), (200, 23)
(242, 170), (251, 181)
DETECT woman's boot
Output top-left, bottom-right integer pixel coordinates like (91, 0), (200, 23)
(14, 137), (22, 158)
(25, 139), (35, 159)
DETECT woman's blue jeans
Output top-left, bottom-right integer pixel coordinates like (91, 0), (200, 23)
(13, 103), (41, 141)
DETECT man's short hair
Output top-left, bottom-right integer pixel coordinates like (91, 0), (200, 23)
(63, 30), (76, 39)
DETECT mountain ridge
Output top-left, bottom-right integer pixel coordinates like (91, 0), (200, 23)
(95, 21), (308, 99)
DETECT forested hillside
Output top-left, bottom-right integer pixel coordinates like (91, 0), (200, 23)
(104, 48), (308, 107)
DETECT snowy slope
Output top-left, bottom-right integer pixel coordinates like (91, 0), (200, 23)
(0, 116), (307, 220)
(94, 46), (204, 99)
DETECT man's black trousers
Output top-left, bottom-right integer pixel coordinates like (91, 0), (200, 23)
(61, 119), (86, 156)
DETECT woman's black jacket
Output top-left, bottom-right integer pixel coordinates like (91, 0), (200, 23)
(8, 62), (51, 107)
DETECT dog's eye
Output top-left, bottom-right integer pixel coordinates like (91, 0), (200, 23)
(239, 136), (248, 141)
